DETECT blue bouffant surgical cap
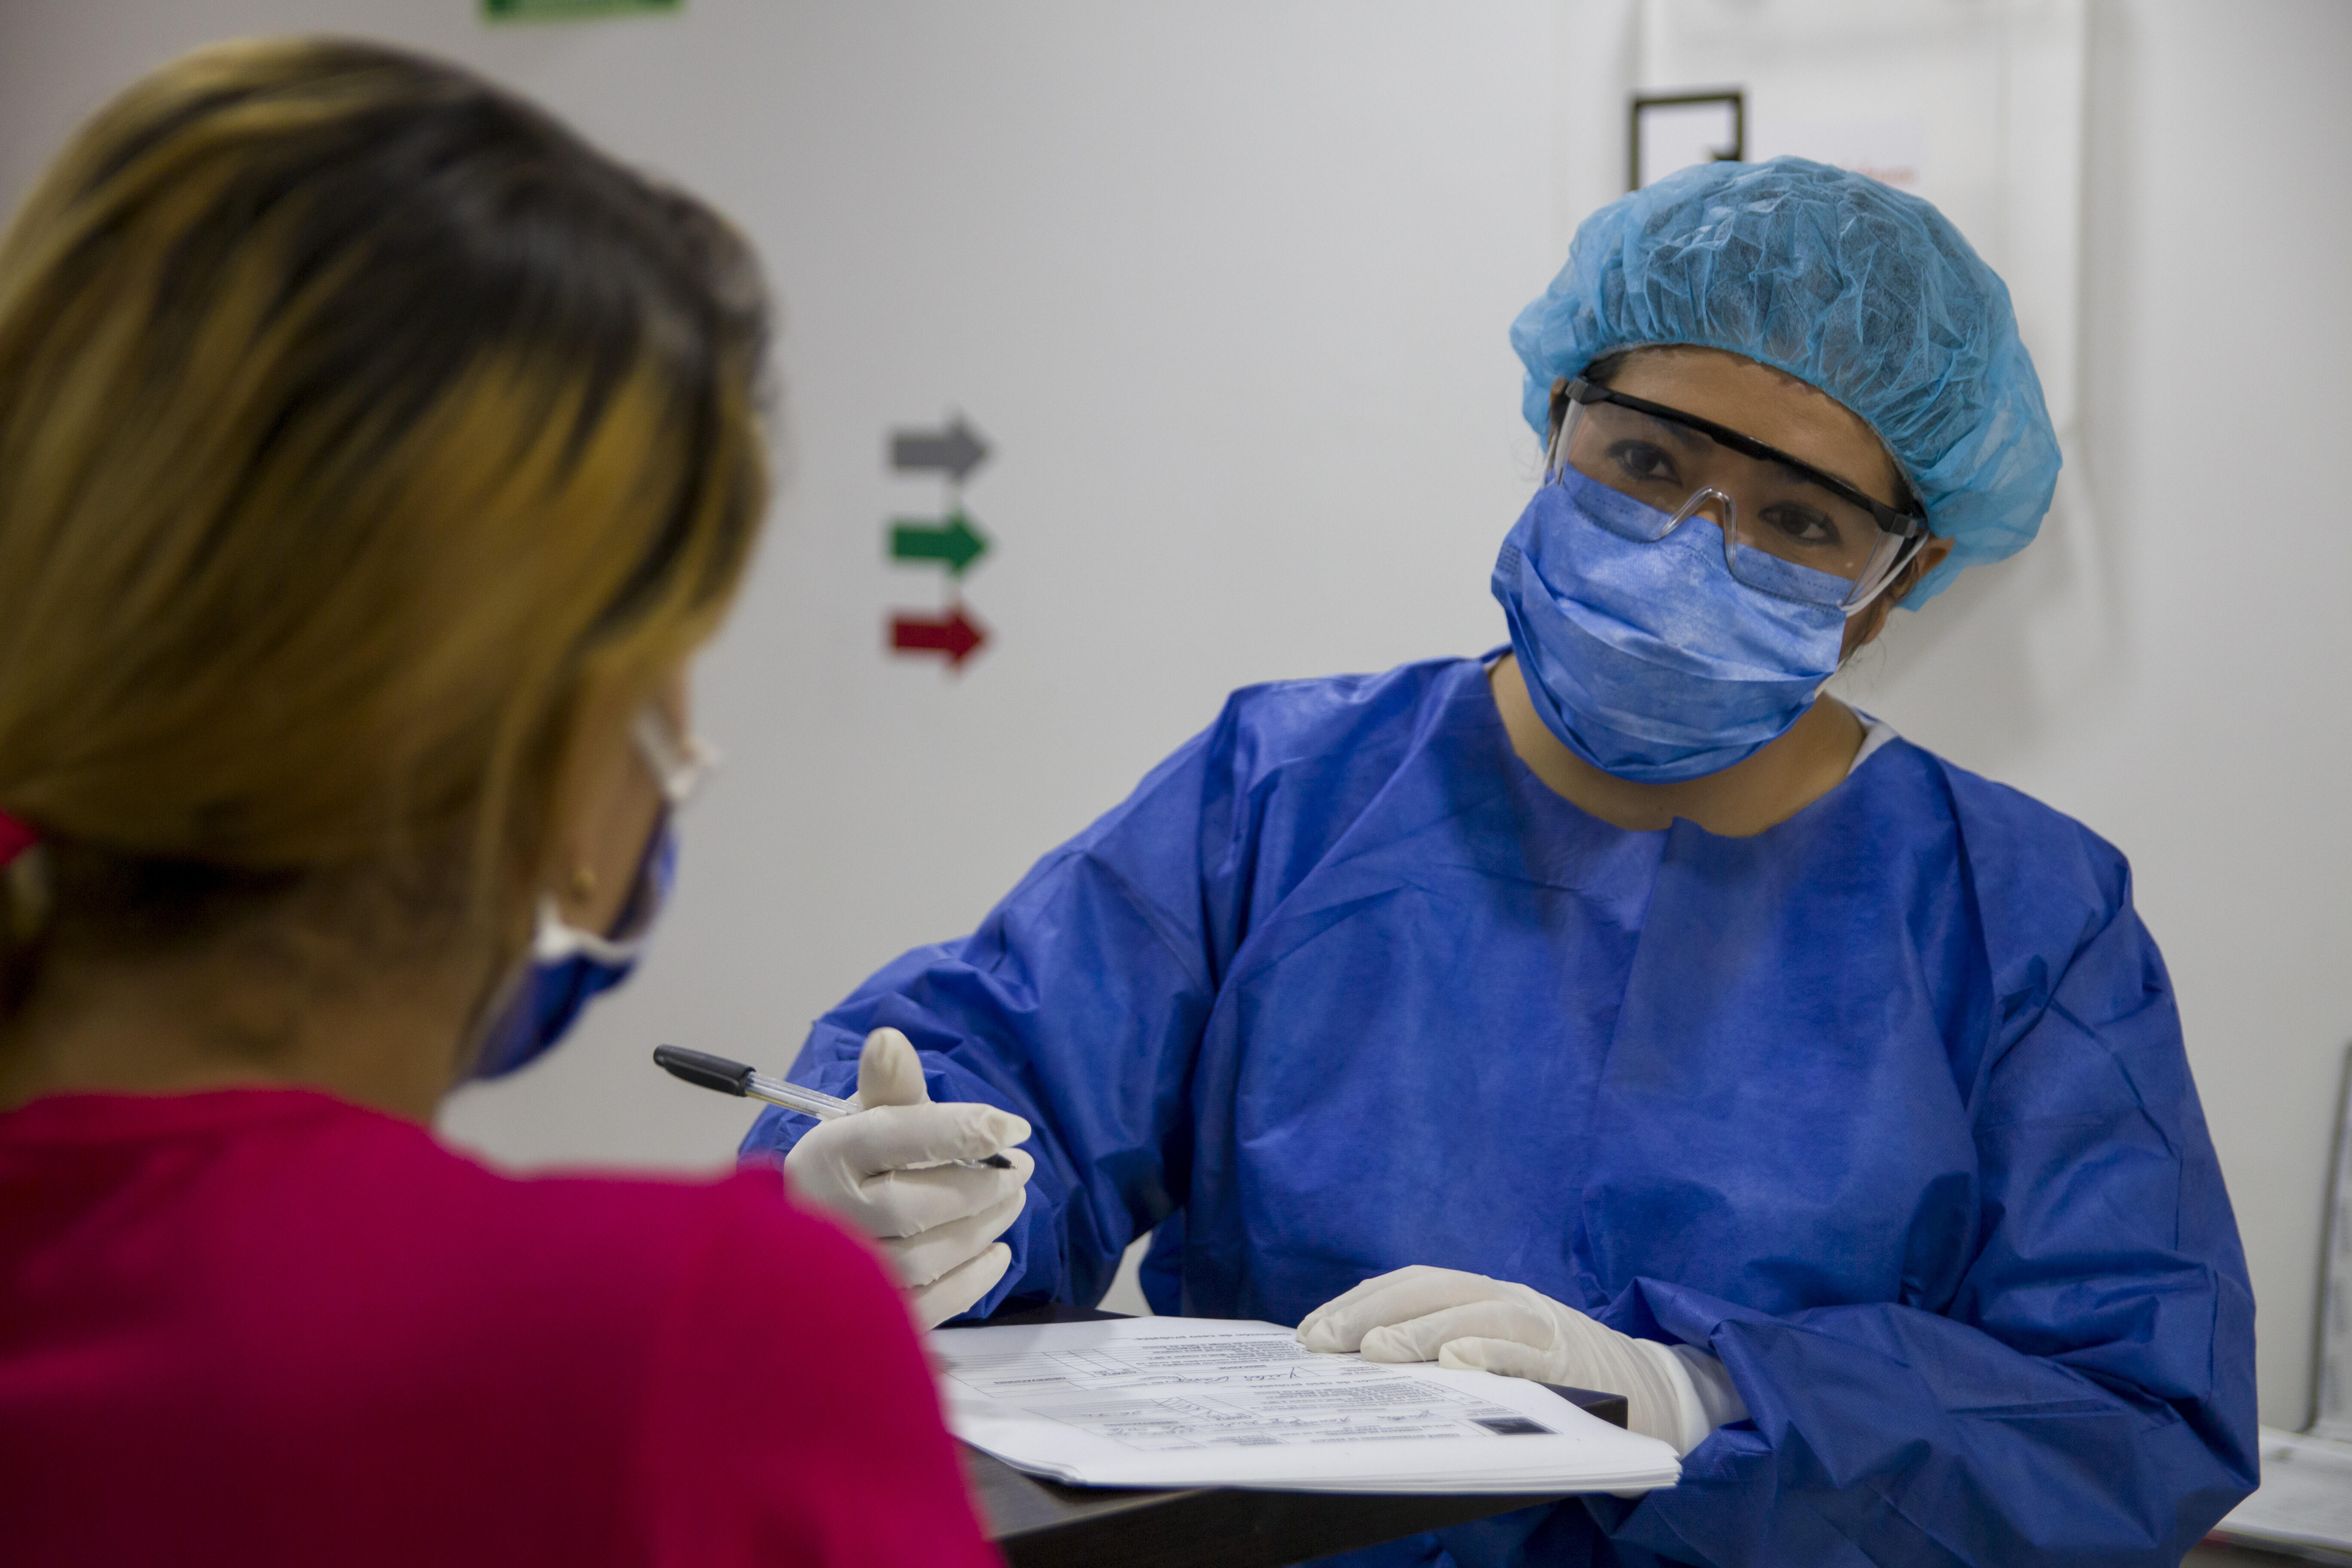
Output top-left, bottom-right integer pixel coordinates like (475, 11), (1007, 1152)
(1511, 157), (2060, 603)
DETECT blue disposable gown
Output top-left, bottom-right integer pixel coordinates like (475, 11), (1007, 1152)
(744, 656), (2256, 1567)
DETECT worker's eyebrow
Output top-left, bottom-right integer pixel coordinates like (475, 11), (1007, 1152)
(1628, 408), (1711, 452)
(1775, 457), (1846, 494)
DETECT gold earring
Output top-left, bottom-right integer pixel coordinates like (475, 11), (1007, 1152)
(568, 863), (598, 902)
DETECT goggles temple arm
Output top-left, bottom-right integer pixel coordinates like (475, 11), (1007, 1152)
(1838, 529), (1936, 619)
(632, 705), (720, 808)
(1545, 376), (1580, 479)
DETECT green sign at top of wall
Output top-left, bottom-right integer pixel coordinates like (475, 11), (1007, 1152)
(484, 0), (680, 21)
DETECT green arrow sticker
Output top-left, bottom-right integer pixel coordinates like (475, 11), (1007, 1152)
(889, 510), (991, 577)
(484, 0), (680, 21)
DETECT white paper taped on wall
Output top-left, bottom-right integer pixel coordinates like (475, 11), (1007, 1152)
(1757, 117), (1926, 194)
(1631, 91), (1929, 198)
(1609, 0), (2089, 435)
(934, 1315), (1682, 1494)
(1630, 91), (1743, 190)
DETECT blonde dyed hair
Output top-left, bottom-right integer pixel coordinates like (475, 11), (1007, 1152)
(0, 39), (768, 1007)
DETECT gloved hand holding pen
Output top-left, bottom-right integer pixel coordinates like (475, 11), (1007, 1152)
(784, 1027), (1033, 1329)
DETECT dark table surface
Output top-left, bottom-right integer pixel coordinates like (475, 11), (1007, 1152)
(943, 1304), (1629, 1568)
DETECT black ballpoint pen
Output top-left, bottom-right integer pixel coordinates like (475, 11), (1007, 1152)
(652, 1044), (1015, 1170)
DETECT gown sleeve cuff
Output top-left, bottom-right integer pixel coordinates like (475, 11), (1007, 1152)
(1626, 1336), (1699, 1455)
(1629, 1337), (1747, 1455)
(1669, 1342), (1749, 1440)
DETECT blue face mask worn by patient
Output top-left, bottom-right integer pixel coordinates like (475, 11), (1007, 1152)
(470, 824), (677, 1078)
(471, 707), (715, 1079)
(1491, 466), (1847, 784)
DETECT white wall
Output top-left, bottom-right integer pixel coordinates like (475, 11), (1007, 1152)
(2, 0), (2344, 1428)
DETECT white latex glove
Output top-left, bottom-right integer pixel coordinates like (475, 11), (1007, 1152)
(1295, 1265), (1744, 1455)
(784, 1028), (1034, 1329)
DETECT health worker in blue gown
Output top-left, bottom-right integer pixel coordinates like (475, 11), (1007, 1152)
(748, 157), (2257, 1567)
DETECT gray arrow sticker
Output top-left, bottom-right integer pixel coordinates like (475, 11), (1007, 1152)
(888, 415), (990, 483)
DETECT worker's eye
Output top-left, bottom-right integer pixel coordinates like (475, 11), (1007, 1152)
(1757, 502), (1841, 548)
(1605, 440), (1681, 489)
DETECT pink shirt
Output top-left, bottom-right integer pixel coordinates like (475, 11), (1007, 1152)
(0, 1089), (999, 1568)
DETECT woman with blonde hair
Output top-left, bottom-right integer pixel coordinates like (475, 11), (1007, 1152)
(0, 39), (1000, 1567)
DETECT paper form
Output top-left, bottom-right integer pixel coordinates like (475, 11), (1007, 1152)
(935, 1316), (1681, 1494)
(1012, 1381), (1565, 1451)
(943, 1327), (1407, 1397)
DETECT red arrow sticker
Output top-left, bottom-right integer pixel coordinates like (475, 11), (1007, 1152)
(889, 604), (989, 669)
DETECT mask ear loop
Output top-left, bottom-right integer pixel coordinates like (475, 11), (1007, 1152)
(1825, 530), (1940, 696)
(533, 894), (642, 966)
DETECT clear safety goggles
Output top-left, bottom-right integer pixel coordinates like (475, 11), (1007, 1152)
(1545, 377), (1932, 615)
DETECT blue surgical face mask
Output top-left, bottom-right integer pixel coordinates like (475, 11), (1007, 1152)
(470, 819), (677, 1079)
(1491, 467), (1847, 784)
(470, 707), (714, 1080)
